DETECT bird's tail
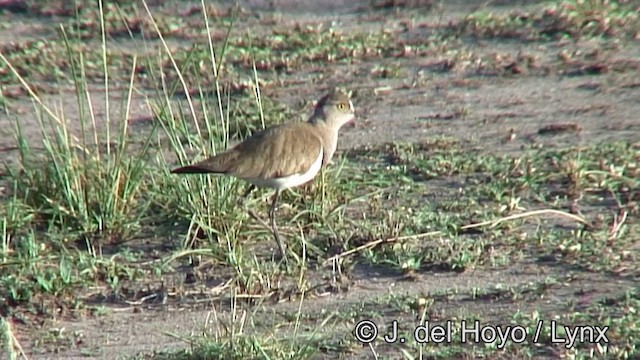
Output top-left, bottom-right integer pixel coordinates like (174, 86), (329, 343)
(171, 150), (236, 174)
(170, 165), (223, 174)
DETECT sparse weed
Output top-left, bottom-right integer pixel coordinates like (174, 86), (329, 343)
(0, 0), (638, 359)
(458, 0), (640, 41)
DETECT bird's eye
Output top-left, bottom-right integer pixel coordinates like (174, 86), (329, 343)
(336, 103), (347, 111)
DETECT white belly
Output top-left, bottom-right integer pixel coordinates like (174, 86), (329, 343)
(245, 146), (324, 190)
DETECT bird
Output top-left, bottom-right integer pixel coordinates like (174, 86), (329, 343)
(171, 89), (355, 260)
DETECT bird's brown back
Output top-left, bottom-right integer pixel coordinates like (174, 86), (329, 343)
(172, 122), (325, 180)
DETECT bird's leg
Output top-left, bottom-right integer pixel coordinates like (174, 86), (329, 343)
(240, 184), (257, 203)
(240, 185), (271, 229)
(269, 189), (287, 260)
(240, 185), (287, 262)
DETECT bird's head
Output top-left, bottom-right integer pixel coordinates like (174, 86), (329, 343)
(309, 89), (355, 129)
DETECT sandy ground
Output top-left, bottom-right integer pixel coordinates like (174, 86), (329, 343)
(1, 0), (639, 359)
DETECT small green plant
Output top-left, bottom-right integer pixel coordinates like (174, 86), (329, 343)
(456, 0), (640, 41)
(0, 0), (156, 322)
(2, 58), (153, 255)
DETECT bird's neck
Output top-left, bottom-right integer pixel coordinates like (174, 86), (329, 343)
(308, 116), (340, 165)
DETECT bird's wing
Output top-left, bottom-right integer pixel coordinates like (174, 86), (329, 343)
(172, 123), (324, 180)
(229, 123), (324, 179)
